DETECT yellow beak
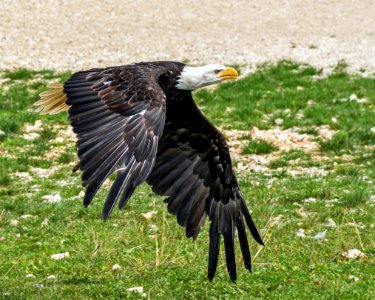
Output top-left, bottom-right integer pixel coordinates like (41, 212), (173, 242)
(217, 67), (239, 80)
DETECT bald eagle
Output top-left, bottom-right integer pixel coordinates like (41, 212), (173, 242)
(35, 61), (263, 281)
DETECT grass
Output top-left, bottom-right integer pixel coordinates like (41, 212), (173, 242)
(241, 137), (278, 155)
(0, 62), (374, 299)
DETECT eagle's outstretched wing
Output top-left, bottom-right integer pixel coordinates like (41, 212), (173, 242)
(64, 67), (166, 220)
(147, 94), (264, 281)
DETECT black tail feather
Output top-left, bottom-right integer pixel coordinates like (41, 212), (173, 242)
(208, 221), (221, 281)
(236, 217), (252, 271)
(223, 222), (237, 282)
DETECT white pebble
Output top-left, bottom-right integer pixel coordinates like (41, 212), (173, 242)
(127, 286), (144, 294)
(303, 197), (317, 203)
(141, 211), (157, 220)
(20, 214), (33, 219)
(356, 98), (368, 104)
(307, 100), (316, 105)
(10, 220), (19, 226)
(42, 193), (61, 203)
(274, 118), (284, 126)
(349, 94), (358, 101)
(149, 224), (158, 231)
(296, 228), (306, 238)
(78, 191), (85, 197)
(51, 252), (70, 260)
(25, 274), (35, 278)
(342, 249), (364, 259)
(325, 218), (337, 228)
(23, 133), (40, 140)
(348, 275), (359, 282)
(47, 275), (57, 279)
(112, 264), (121, 271)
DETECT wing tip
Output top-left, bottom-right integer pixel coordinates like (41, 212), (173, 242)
(229, 274), (237, 282)
(102, 210), (110, 221)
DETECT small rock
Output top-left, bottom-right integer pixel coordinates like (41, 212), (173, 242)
(127, 286), (144, 294)
(356, 98), (368, 104)
(274, 118), (284, 126)
(141, 211), (157, 220)
(51, 252), (70, 260)
(25, 274), (35, 278)
(22, 133), (40, 140)
(370, 127), (375, 134)
(20, 214), (33, 219)
(149, 224), (158, 231)
(250, 166), (263, 173)
(349, 94), (358, 101)
(342, 249), (364, 259)
(112, 264), (121, 271)
(325, 218), (336, 228)
(303, 197), (317, 203)
(307, 100), (316, 105)
(10, 220), (19, 226)
(296, 228), (306, 238)
(295, 111), (304, 119)
(42, 193), (61, 203)
(78, 191), (85, 197)
(41, 218), (49, 226)
(47, 275), (56, 279)
(348, 275), (359, 282)
(331, 117), (337, 123)
(13, 172), (32, 181)
(270, 215), (283, 227)
(24, 120), (43, 132)
(296, 207), (311, 218)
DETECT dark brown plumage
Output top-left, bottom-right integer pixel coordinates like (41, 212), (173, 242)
(36, 61), (264, 281)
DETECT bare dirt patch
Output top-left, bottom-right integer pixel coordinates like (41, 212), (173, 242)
(224, 126), (336, 175)
(1, 1), (374, 72)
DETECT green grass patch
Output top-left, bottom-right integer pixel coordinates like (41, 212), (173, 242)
(0, 62), (374, 299)
(242, 138), (278, 154)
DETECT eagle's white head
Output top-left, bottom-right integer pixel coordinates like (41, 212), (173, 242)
(176, 64), (239, 90)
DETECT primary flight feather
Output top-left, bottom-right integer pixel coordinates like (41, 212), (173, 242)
(35, 61), (264, 281)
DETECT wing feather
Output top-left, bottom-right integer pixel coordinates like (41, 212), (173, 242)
(147, 94), (263, 281)
(61, 66), (167, 219)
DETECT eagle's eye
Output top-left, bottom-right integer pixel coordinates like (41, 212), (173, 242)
(214, 69), (222, 74)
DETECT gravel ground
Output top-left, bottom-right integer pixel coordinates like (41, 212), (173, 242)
(1, 0), (375, 72)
